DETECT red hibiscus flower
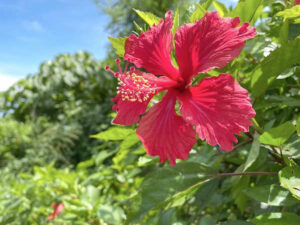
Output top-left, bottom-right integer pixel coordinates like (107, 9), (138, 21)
(47, 202), (64, 221)
(106, 11), (256, 165)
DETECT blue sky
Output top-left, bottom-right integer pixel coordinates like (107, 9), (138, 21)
(0, 0), (110, 90)
(0, 0), (237, 91)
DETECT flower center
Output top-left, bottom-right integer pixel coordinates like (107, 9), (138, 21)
(105, 59), (158, 103)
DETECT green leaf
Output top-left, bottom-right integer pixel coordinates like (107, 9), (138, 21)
(112, 133), (140, 167)
(193, 179), (219, 210)
(243, 184), (298, 206)
(279, 166), (300, 200)
(108, 36), (128, 57)
(251, 212), (300, 225)
(81, 185), (99, 207)
(201, 0), (213, 10)
(276, 5), (300, 24)
(213, 0), (228, 17)
(157, 209), (177, 225)
(90, 127), (135, 141)
(231, 175), (250, 212)
(243, 132), (260, 171)
(172, 8), (179, 35)
(259, 122), (296, 147)
(220, 221), (254, 225)
(133, 9), (161, 26)
(230, 0), (263, 24)
(280, 21), (289, 45)
(128, 162), (215, 223)
(266, 96), (300, 107)
(199, 215), (216, 225)
(98, 205), (126, 225)
(190, 4), (206, 23)
(297, 116), (300, 136)
(282, 135), (300, 158)
(251, 39), (300, 97)
(95, 149), (118, 165)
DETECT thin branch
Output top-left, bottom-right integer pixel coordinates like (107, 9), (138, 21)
(233, 138), (253, 150)
(270, 146), (286, 166)
(279, 146), (286, 166)
(252, 97), (258, 107)
(286, 84), (300, 89)
(216, 171), (278, 178)
(268, 149), (283, 164)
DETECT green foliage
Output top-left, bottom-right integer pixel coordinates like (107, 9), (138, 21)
(279, 167), (300, 200)
(277, 5), (300, 23)
(297, 116), (300, 135)
(1, 0), (300, 224)
(91, 127), (135, 141)
(220, 221), (254, 225)
(133, 9), (161, 26)
(108, 36), (128, 57)
(250, 39), (300, 97)
(128, 162), (215, 223)
(259, 122), (296, 147)
(213, 0), (228, 17)
(99, 0), (192, 36)
(251, 212), (300, 225)
(1, 52), (116, 165)
(243, 184), (298, 206)
(189, 4), (206, 22)
(230, 0), (263, 24)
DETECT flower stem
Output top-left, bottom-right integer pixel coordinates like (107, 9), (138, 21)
(216, 171), (278, 178)
(251, 118), (264, 134)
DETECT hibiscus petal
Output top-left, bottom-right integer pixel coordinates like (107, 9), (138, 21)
(175, 12), (256, 82)
(137, 91), (196, 165)
(124, 11), (182, 82)
(112, 93), (151, 125)
(111, 69), (177, 126)
(178, 74), (255, 151)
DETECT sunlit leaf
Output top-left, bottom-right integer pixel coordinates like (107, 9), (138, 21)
(276, 5), (300, 24)
(133, 9), (161, 26)
(259, 122), (296, 147)
(201, 0), (213, 10)
(190, 4), (206, 23)
(213, 0), (228, 17)
(251, 39), (300, 97)
(279, 166), (300, 200)
(172, 8), (179, 35)
(108, 36), (128, 57)
(230, 0), (263, 25)
(90, 127), (135, 141)
(243, 184), (298, 206)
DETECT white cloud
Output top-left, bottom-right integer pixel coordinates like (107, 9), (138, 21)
(23, 20), (44, 32)
(0, 74), (20, 91)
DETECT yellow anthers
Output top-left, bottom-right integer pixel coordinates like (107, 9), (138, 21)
(118, 72), (157, 103)
(105, 59), (158, 103)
